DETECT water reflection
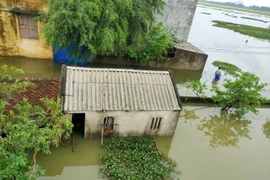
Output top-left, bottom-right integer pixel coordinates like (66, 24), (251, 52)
(182, 108), (200, 123)
(262, 121), (270, 139)
(198, 112), (252, 148)
(183, 108), (252, 148)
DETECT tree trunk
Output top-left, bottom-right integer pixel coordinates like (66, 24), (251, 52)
(32, 150), (37, 171)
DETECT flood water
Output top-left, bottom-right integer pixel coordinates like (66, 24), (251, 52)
(36, 106), (270, 180)
(0, 56), (202, 83)
(189, 6), (270, 94)
(1, 5), (270, 180)
(171, 106), (270, 180)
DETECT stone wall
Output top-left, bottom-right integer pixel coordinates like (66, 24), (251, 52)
(157, 0), (198, 41)
(1, 0), (48, 11)
(91, 42), (207, 70)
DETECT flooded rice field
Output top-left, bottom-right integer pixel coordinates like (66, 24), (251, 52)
(189, 6), (270, 92)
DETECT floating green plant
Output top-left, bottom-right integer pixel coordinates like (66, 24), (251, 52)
(100, 136), (180, 180)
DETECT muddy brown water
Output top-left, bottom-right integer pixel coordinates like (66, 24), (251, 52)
(35, 106), (270, 180)
(1, 59), (270, 180)
(1, 6), (270, 180)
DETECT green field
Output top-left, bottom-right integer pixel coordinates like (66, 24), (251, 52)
(212, 20), (270, 41)
(198, 2), (270, 16)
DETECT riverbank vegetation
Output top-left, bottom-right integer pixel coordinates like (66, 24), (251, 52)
(43, 0), (173, 63)
(212, 20), (270, 41)
(240, 17), (268, 23)
(0, 65), (73, 179)
(100, 136), (179, 180)
(186, 62), (269, 118)
(212, 61), (241, 75)
(198, 2), (270, 16)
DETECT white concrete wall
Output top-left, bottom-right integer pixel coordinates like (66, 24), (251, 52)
(84, 111), (180, 138)
(157, 0), (198, 41)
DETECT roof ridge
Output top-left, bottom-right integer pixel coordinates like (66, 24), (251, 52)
(66, 66), (169, 74)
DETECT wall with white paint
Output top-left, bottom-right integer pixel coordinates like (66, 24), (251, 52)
(84, 111), (180, 138)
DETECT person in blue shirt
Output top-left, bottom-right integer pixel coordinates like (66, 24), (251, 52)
(215, 67), (221, 81)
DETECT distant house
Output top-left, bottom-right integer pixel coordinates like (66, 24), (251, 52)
(61, 65), (182, 138)
(0, 0), (52, 58)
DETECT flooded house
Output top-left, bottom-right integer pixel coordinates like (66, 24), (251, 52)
(61, 65), (182, 138)
(0, 0), (52, 58)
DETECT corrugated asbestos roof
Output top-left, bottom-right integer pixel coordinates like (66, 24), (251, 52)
(62, 66), (181, 112)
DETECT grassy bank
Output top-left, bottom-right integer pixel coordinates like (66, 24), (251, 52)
(198, 2), (270, 16)
(241, 17), (268, 23)
(212, 20), (270, 41)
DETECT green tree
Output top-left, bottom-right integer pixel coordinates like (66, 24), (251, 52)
(212, 71), (268, 117)
(0, 65), (73, 179)
(42, 0), (167, 61)
(186, 63), (269, 118)
(128, 22), (173, 62)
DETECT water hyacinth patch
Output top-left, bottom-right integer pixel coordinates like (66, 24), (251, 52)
(100, 136), (179, 180)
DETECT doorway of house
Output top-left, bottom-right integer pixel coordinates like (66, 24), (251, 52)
(72, 113), (85, 137)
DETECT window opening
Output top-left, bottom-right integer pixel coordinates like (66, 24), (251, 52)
(18, 15), (38, 39)
(151, 117), (162, 130)
(104, 117), (114, 130)
(157, 118), (161, 129)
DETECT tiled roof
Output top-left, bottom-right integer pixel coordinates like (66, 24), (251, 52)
(62, 66), (181, 112)
(5, 77), (61, 113)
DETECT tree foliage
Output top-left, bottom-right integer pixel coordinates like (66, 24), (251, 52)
(0, 65), (73, 179)
(186, 62), (269, 118)
(211, 72), (269, 117)
(128, 22), (173, 62)
(0, 65), (31, 101)
(43, 0), (167, 61)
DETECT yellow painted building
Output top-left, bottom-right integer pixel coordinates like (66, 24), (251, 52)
(0, 0), (52, 59)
